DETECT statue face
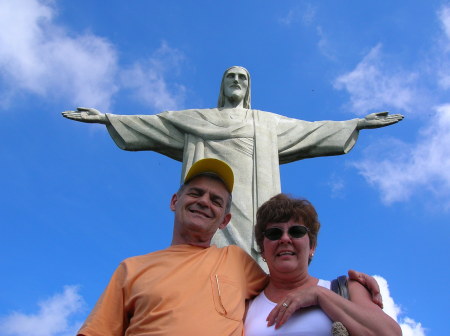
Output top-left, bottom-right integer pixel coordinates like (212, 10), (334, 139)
(223, 67), (249, 103)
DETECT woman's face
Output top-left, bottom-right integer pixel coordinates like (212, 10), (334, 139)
(262, 219), (315, 275)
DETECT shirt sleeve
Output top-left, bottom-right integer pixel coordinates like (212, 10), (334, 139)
(236, 247), (268, 299)
(77, 263), (128, 336)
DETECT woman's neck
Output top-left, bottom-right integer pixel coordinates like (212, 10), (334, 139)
(264, 273), (318, 302)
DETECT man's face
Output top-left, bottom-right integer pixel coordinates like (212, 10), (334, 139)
(170, 176), (231, 238)
(223, 67), (249, 102)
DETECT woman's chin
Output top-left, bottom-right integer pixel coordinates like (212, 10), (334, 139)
(269, 260), (300, 274)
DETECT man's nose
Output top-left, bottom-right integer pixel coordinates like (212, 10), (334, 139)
(196, 194), (210, 207)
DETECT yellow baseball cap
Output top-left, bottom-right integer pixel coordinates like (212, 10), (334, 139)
(184, 158), (234, 193)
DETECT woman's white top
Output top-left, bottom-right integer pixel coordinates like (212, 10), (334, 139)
(244, 279), (333, 336)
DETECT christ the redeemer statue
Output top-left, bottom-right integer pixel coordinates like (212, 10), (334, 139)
(62, 66), (403, 266)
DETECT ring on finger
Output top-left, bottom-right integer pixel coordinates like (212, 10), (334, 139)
(282, 302), (289, 308)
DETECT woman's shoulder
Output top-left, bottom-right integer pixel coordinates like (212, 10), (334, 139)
(317, 278), (331, 290)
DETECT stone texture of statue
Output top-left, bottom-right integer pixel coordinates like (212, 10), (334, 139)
(62, 66), (403, 267)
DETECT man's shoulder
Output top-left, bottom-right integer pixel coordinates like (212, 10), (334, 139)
(218, 245), (256, 262)
(217, 244), (245, 253)
(120, 245), (254, 267)
(218, 246), (267, 283)
(120, 248), (171, 265)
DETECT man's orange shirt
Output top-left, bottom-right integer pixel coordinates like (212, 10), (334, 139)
(78, 244), (267, 336)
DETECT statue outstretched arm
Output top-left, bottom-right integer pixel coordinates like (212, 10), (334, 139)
(356, 111), (404, 130)
(61, 107), (109, 125)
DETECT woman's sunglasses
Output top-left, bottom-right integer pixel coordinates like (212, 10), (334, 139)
(263, 225), (309, 241)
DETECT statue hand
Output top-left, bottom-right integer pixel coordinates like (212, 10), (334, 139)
(357, 111), (404, 130)
(61, 107), (108, 124)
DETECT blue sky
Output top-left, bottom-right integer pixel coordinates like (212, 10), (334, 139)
(1, 0), (449, 335)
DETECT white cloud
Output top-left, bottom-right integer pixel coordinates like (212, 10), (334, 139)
(439, 5), (450, 41)
(301, 4), (317, 26)
(120, 42), (186, 111)
(437, 5), (450, 90)
(0, 0), (118, 110)
(334, 44), (419, 115)
(374, 276), (426, 336)
(278, 4), (317, 27)
(353, 104), (450, 207)
(337, 6), (450, 208)
(0, 286), (85, 336)
(279, 8), (299, 26)
(0, 0), (185, 112)
(327, 173), (345, 198)
(316, 25), (336, 60)
(334, 5), (450, 113)
(278, 5), (336, 60)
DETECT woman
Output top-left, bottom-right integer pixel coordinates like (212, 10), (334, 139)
(244, 194), (401, 335)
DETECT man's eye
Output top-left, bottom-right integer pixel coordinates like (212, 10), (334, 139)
(239, 75), (247, 80)
(212, 199), (223, 207)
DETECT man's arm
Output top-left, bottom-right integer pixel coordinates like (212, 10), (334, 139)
(62, 107), (109, 124)
(348, 269), (383, 308)
(77, 264), (128, 336)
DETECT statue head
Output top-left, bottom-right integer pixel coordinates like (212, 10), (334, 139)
(217, 66), (251, 109)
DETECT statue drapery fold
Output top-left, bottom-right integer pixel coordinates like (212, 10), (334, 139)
(105, 108), (359, 265)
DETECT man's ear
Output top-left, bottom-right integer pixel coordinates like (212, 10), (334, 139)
(170, 193), (178, 211)
(218, 213), (232, 230)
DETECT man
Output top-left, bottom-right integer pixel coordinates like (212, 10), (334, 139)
(62, 66), (403, 266)
(77, 158), (382, 336)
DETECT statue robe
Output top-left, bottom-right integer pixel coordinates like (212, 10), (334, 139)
(105, 108), (359, 266)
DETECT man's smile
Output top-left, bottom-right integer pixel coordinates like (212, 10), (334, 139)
(189, 207), (213, 218)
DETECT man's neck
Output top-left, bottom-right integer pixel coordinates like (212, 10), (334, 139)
(171, 233), (212, 248)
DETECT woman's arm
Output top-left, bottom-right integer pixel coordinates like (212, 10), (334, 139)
(267, 281), (401, 336)
(318, 280), (401, 335)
